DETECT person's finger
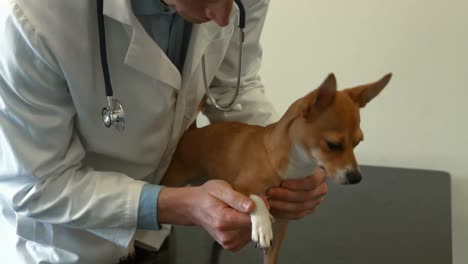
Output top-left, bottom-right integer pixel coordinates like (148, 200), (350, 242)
(271, 208), (317, 220)
(217, 207), (252, 229)
(267, 183), (328, 202)
(266, 187), (308, 202)
(268, 199), (321, 214)
(280, 170), (326, 191)
(207, 180), (255, 213)
(224, 229), (252, 252)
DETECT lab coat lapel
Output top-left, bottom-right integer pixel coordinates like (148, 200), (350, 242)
(158, 22), (225, 177)
(164, 22), (224, 147)
(103, 0), (181, 90)
(180, 21), (234, 120)
(167, 24), (216, 142)
(182, 22), (222, 84)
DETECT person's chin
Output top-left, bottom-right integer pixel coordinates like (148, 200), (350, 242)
(186, 16), (211, 24)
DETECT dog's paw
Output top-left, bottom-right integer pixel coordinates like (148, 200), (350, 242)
(249, 194), (274, 249)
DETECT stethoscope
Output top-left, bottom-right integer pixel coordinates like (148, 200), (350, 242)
(97, 0), (246, 132)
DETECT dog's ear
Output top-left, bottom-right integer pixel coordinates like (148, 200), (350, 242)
(344, 73), (392, 108)
(301, 73), (337, 119)
(315, 73), (337, 109)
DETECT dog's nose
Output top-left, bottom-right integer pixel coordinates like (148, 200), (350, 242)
(346, 170), (362, 184)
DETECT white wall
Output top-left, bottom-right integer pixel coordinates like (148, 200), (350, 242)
(259, 0), (468, 263)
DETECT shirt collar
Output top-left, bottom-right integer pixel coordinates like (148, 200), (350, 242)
(131, 0), (175, 16)
(103, 0), (176, 25)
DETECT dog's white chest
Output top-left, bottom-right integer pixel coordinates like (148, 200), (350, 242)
(281, 144), (319, 179)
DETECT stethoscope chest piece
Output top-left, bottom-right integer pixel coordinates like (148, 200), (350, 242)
(102, 98), (125, 132)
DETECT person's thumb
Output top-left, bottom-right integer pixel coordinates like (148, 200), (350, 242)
(206, 180), (255, 213)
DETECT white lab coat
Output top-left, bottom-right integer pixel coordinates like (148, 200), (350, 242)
(0, 0), (277, 263)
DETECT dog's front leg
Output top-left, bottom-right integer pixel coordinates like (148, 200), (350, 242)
(250, 194), (274, 249)
(264, 219), (288, 264)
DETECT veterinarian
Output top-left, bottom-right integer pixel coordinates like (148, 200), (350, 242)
(0, 0), (328, 263)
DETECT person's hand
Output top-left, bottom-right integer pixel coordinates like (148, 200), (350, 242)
(266, 168), (328, 220)
(158, 180), (255, 252)
(192, 180), (255, 251)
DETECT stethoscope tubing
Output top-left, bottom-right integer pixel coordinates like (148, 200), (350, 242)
(97, 0), (113, 98)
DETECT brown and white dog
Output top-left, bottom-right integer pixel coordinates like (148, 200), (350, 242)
(161, 73), (392, 264)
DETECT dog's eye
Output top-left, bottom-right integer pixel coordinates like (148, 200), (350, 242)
(326, 141), (343, 151)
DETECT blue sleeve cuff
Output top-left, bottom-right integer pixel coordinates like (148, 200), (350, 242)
(137, 184), (164, 230)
